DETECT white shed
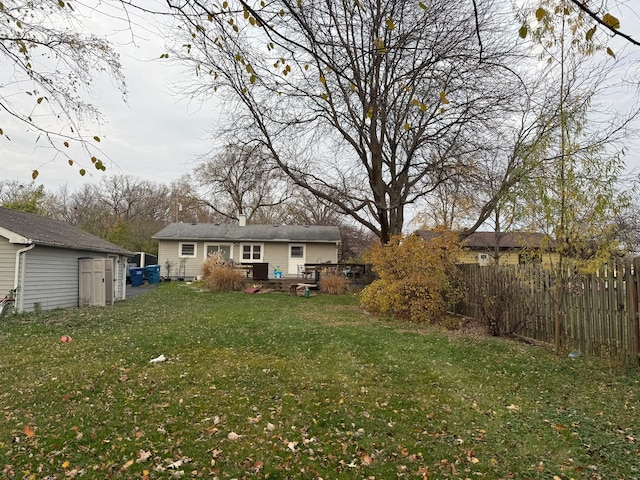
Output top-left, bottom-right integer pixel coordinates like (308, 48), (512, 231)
(0, 207), (132, 313)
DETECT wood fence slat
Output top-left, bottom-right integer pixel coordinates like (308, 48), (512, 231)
(631, 258), (640, 359)
(458, 258), (640, 361)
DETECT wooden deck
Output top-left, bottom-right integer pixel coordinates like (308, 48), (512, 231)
(242, 263), (375, 293)
(245, 278), (315, 293)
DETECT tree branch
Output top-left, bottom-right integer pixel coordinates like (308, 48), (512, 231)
(471, 0), (483, 62)
(569, 0), (640, 47)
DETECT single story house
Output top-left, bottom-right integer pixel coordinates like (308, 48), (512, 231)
(0, 207), (132, 313)
(152, 215), (341, 280)
(416, 230), (558, 266)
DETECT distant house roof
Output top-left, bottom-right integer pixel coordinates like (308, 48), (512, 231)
(153, 222), (342, 243)
(416, 230), (555, 250)
(0, 207), (132, 255)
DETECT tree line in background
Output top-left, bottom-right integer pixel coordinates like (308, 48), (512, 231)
(0, 174), (377, 260)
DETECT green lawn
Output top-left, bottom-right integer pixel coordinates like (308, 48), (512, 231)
(1, 282), (639, 479)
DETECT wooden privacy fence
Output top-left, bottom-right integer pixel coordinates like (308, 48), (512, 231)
(457, 258), (640, 360)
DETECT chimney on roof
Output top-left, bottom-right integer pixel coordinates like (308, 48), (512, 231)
(238, 213), (247, 227)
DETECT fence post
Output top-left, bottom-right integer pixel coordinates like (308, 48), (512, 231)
(629, 258), (640, 362)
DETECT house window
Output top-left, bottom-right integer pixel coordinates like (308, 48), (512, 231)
(519, 252), (542, 264)
(179, 242), (196, 258)
(478, 253), (490, 266)
(242, 244), (262, 261)
(290, 245), (304, 258)
(206, 244), (232, 261)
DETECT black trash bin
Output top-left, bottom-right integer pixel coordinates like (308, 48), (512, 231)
(252, 263), (269, 281)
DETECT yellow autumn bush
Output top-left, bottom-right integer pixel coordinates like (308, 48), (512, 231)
(360, 231), (463, 323)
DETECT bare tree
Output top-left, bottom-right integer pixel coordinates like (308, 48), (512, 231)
(166, 0), (528, 244)
(192, 143), (291, 221)
(168, 175), (227, 224)
(47, 175), (176, 251)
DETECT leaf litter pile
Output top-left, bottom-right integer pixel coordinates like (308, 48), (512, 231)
(1, 282), (639, 479)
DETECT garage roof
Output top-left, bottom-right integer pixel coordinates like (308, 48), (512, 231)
(0, 207), (132, 255)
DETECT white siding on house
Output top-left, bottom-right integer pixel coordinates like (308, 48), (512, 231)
(306, 244), (339, 264)
(265, 243), (290, 276)
(158, 240), (206, 279)
(158, 239), (340, 279)
(0, 238), (20, 297)
(19, 246), (127, 313)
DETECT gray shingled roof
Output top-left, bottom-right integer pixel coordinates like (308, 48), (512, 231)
(0, 207), (132, 255)
(416, 230), (555, 250)
(153, 222), (342, 243)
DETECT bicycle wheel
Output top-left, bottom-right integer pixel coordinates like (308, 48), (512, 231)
(0, 300), (14, 317)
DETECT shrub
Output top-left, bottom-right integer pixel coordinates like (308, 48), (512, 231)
(466, 265), (539, 337)
(202, 255), (246, 292)
(319, 273), (348, 295)
(360, 231), (464, 323)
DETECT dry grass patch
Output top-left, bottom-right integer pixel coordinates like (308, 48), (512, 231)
(319, 273), (349, 295)
(202, 255), (246, 292)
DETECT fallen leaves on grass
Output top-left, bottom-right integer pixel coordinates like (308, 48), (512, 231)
(137, 450), (152, 463)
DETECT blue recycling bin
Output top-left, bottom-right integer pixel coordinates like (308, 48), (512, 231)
(130, 267), (144, 286)
(145, 265), (161, 284)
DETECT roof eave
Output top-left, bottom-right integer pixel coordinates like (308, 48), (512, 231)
(0, 226), (32, 245)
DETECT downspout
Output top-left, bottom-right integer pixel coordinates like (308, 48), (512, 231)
(14, 243), (35, 313)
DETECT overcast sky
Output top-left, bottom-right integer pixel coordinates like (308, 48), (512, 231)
(3, 2), (640, 196)
(1, 4), (220, 193)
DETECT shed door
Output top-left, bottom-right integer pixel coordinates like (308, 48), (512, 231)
(79, 259), (106, 307)
(105, 258), (114, 305)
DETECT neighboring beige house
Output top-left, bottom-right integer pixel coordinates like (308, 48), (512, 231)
(153, 215), (341, 280)
(416, 230), (558, 267)
(0, 207), (132, 313)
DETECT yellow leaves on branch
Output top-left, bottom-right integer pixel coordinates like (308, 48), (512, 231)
(439, 91), (450, 115)
(532, 4), (619, 33)
(524, 3), (621, 57)
(374, 38), (387, 54)
(602, 13), (620, 29)
(412, 98), (428, 112)
(519, 25), (528, 39)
